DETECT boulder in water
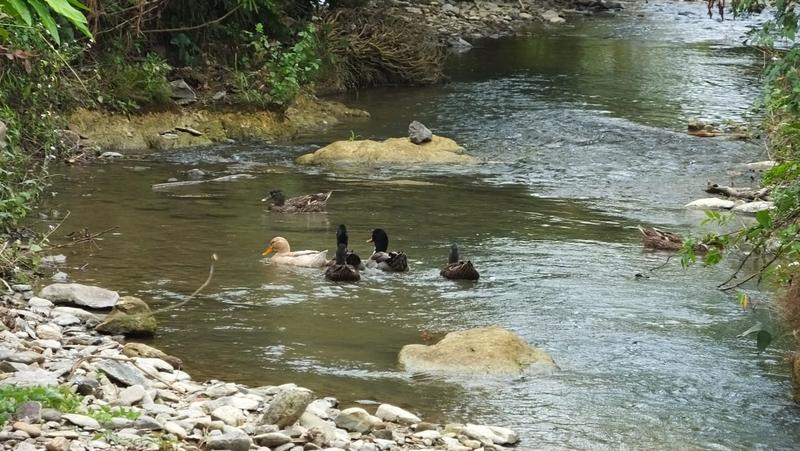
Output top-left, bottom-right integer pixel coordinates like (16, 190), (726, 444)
(295, 135), (477, 165)
(95, 296), (157, 337)
(398, 326), (555, 375)
(685, 198), (736, 210)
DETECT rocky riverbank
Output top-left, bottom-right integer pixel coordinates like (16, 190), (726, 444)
(0, 284), (521, 451)
(375, 0), (624, 45)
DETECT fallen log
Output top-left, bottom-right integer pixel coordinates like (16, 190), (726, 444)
(705, 183), (770, 201)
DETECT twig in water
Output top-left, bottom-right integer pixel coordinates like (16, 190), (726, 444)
(649, 255), (674, 272)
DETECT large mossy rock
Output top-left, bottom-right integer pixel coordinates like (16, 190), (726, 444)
(95, 296), (157, 337)
(398, 326), (555, 376)
(295, 135), (478, 165)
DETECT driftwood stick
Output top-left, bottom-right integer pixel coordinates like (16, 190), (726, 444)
(705, 182), (770, 200)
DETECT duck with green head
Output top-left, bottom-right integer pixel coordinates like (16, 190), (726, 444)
(367, 228), (409, 272)
(325, 242), (361, 282)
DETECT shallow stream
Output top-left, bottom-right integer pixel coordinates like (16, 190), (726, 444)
(41, 2), (800, 449)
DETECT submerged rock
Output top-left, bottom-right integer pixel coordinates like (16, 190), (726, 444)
(295, 135), (477, 165)
(39, 283), (119, 309)
(95, 296), (157, 337)
(398, 326), (556, 375)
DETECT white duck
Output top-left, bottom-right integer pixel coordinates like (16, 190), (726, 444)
(262, 237), (328, 267)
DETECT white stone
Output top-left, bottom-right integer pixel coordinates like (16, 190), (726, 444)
(62, 414), (101, 430)
(375, 404), (421, 425)
(117, 384), (146, 406)
(463, 424), (519, 445)
(413, 429), (441, 440)
(39, 283), (119, 309)
(732, 201), (775, 215)
(212, 405), (246, 426)
(541, 9), (565, 23)
(685, 198), (736, 210)
(36, 323), (62, 340)
(305, 399), (334, 419)
(165, 421), (188, 439)
(744, 160), (777, 171)
(333, 407), (381, 433)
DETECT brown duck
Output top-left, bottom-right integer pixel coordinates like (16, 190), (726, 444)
(263, 190), (332, 213)
(638, 226), (712, 254)
(440, 243), (480, 281)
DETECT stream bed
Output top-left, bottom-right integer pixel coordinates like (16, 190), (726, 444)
(40, 2), (800, 449)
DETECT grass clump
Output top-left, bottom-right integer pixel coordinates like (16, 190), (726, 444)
(0, 385), (82, 424)
(88, 405), (141, 424)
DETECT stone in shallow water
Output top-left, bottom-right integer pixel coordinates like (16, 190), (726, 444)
(39, 283), (118, 309)
(94, 296), (157, 337)
(462, 424), (519, 445)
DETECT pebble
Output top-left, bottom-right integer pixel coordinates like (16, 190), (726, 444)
(62, 414), (101, 430)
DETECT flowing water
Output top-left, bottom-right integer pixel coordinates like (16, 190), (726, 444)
(39, 2), (800, 449)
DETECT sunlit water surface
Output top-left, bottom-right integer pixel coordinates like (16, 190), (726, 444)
(40, 2), (800, 449)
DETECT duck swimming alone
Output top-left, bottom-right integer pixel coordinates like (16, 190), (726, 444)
(262, 236), (328, 267)
(367, 228), (409, 272)
(262, 190), (332, 213)
(638, 226), (712, 254)
(325, 243), (361, 282)
(440, 243), (479, 281)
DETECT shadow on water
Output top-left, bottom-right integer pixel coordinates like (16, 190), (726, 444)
(40, 2), (800, 449)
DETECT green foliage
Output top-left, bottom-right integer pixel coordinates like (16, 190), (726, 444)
(0, 385), (82, 424)
(0, 0), (91, 44)
(267, 23), (320, 104)
(88, 405), (140, 424)
(93, 52), (172, 113)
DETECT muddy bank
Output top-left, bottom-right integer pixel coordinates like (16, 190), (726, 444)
(66, 94), (369, 153)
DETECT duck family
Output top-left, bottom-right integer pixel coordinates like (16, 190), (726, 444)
(261, 189), (481, 282)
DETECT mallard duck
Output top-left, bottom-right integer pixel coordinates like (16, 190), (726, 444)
(440, 243), (479, 281)
(262, 190), (332, 213)
(638, 226), (711, 254)
(367, 228), (409, 272)
(262, 237), (328, 267)
(326, 225), (364, 269)
(325, 243), (361, 282)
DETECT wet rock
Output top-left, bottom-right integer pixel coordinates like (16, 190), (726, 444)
(334, 407), (381, 433)
(51, 272), (68, 283)
(398, 326), (556, 375)
(408, 121), (433, 144)
(462, 424), (519, 445)
(186, 168), (206, 180)
(39, 284), (119, 309)
(99, 151), (123, 159)
(14, 402), (42, 423)
(12, 284), (32, 292)
(261, 386), (314, 427)
(95, 296), (156, 337)
(732, 201), (774, 215)
(62, 414), (101, 430)
(169, 79), (197, 105)
(305, 398), (335, 419)
(206, 426), (252, 451)
(684, 198), (736, 210)
(296, 135), (476, 165)
(122, 342), (182, 368)
(95, 359), (149, 387)
(71, 376), (100, 396)
(375, 404), (421, 425)
(40, 255), (66, 267)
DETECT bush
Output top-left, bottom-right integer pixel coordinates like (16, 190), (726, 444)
(317, 9), (445, 90)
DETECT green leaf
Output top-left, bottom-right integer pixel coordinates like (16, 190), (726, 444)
(755, 210), (772, 229)
(703, 247), (722, 266)
(28, 0), (60, 44)
(2, 0), (33, 25)
(44, 0), (91, 38)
